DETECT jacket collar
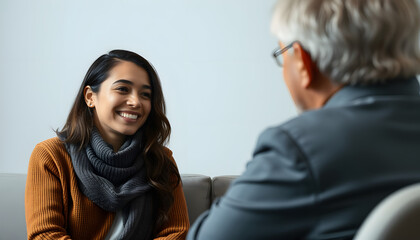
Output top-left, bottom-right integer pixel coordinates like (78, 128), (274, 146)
(324, 76), (420, 108)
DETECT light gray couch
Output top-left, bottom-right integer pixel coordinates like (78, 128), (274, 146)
(0, 173), (237, 239)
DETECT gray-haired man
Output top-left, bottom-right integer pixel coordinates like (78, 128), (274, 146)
(188, 0), (420, 239)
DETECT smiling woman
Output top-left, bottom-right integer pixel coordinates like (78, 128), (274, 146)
(25, 50), (189, 240)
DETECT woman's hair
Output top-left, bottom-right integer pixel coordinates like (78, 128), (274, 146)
(56, 49), (180, 229)
(271, 0), (420, 85)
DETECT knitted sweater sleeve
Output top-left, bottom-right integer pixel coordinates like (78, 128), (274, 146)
(25, 141), (72, 240)
(154, 149), (190, 240)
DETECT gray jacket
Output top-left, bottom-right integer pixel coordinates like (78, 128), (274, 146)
(187, 77), (420, 240)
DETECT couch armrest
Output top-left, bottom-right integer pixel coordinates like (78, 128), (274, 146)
(181, 174), (212, 224)
(0, 173), (27, 240)
(212, 175), (237, 201)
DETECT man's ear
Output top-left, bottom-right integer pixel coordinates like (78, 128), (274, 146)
(293, 43), (314, 88)
(84, 86), (94, 107)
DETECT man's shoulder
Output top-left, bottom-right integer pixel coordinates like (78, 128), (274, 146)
(285, 107), (340, 126)
(265, 108), (334, 134)
(258, 107), (351, 150)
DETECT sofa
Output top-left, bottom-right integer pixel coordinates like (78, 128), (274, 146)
(0, 173), (237, 239)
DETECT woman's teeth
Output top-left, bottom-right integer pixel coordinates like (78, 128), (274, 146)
(119, 112), (138, 120)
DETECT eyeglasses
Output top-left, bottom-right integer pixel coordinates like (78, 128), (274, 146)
(272, 42), (296, 67)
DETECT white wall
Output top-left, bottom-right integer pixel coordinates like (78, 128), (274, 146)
(0, 0), (297, 176)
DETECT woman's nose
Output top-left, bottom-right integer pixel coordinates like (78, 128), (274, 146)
(127, 94), (141, 108)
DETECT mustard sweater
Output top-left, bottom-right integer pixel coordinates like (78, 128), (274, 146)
(25, 137), (189, 240)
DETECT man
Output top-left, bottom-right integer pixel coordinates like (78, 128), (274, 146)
(187, 0), (420, 239)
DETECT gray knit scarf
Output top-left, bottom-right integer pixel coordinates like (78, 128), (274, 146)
(61, 129), (154, 240)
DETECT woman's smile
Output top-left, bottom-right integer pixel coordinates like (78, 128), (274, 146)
(116, 110), (145, 125)
(118, 111), (140, 121)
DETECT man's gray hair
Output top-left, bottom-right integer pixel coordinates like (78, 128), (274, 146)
(271, 0), (420, 85)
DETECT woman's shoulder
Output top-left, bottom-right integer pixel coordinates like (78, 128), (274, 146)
(163, 146), (173, 156)
(34, 137), (67, 154)
(31, 137), (71, 168)
(163, 146), (177, 163)
(160, 147), (183, 171)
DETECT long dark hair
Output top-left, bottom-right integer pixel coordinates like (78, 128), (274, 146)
(56, 49), (180, 230)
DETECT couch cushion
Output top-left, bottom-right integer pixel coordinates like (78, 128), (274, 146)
(181, 174), (212, 224)
(0, 173), (27, 240)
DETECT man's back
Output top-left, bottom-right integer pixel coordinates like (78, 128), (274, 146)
(280, 77), (420, 238)
(188, 77), (420, 239)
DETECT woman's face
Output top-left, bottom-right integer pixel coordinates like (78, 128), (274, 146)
(85, 60), (152, 148)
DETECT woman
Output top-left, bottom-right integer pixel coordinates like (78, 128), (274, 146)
(25, 50), (189, 240)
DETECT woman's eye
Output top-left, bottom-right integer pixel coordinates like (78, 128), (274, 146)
(116, 86), (129, 92)
(141, 92), (152, 99)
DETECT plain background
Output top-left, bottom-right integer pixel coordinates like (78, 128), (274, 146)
(0, 0), (297, 176)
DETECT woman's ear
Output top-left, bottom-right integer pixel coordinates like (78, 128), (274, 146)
(293, 43), (314, 88)
(84, 86), (94, 108)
